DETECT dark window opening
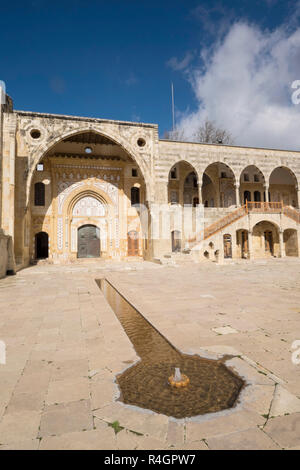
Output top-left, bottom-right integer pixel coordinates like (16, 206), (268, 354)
(30, 129), (41, 139)
(132, 168), (138, 177)
(170, 168), (177, 179)
(137, 138), (146, 147)
(254, 191), (261, 202)
(34, 182), (45, 206)
(131, 187), (140, 205)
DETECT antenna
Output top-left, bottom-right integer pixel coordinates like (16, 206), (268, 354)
(171, 82), (175, 131)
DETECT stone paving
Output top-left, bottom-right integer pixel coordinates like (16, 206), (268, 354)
(0, 258), (299, 450)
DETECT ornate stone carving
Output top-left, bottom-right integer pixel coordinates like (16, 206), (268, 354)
(57, 217), (63, 250)
(72, 196), (105, 217)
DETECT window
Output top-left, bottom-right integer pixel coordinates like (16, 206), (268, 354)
(30, 129), (41, 139)
(34, 182), (45, 206)
(132, 168), (138, 177)
(254, 174), (259, 182)
(36, 163), (44, 172)
(170, 167), (177, 179)
(244, 173), (249, 182)
(131, 187), (140, 205)
(254, 191), (261, 202)
(193, 176), (198, 188)
(221, 172), (227, 178)
(137, 138), (146, 147)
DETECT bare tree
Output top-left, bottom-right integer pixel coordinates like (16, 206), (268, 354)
(163, 120), (234, 145)
(193, 120), (234, 144)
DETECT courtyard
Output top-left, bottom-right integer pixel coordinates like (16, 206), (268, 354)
(0, 258), (299, 450)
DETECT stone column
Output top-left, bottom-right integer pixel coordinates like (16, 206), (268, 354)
(235, 183), (240, 207)
(264, 185), (269, 203)
(198, 184), (202, 205)
(279, 230), (285, 258)
(248, 230), (253, 259)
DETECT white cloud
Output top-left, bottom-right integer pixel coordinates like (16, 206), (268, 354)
(176, 21), (300, 150)
(166, 51), (194, 71)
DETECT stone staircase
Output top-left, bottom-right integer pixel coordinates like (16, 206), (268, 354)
(158, 202), (300, 264)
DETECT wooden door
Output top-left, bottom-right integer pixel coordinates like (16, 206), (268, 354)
(241, 231), (248, 258)
(264, 231), (273, 255)
(78, 225), (100, 258)
(223, 234), (232, 258)
(128, 231), (139, 256)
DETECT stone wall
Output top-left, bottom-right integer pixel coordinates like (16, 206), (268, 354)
(0, 229), (16, 278)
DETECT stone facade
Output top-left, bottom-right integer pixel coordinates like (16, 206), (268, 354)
(1, 95), (300, 275)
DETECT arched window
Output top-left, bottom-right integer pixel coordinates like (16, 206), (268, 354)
(254, 191), (261, 202)
(244, 191), (251, 204)
(34, 182), (45, 206)
(131, 187), (140, 205)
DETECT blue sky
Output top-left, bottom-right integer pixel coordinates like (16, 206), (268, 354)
(1, 0), (300, 145)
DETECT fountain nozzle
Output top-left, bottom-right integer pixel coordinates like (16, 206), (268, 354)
(168, 367), (190, 388)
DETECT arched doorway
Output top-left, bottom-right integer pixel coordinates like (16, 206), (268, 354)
(77, 225), (100, 258)
(223, 234), (232, 258)
(35, 232), (48, 259)
(27, 130), (148, 262)
(128, 230), (139, 256)
(252, 221), (279, 258)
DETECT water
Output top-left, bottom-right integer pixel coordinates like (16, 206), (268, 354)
(98, 278), (243, 418)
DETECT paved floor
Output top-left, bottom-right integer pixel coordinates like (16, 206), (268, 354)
(0, 258), (299, 450)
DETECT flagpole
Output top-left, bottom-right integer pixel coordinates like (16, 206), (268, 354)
(171, 82), (175, 131)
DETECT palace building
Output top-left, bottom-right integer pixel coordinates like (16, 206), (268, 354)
(1, 94), (300, 277)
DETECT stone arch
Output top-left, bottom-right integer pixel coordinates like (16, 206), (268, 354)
(239, 164), (266, 205)
(238, 165), (266, 184)
(26, 126), (151, 206)
(201, 162), (236, 207)
(65, 188), (113, 219)
(268, 166), (299, 207)
(56, 184), (117, 258)
(252, 220), (280, 258)
(168, 160), (201, 205)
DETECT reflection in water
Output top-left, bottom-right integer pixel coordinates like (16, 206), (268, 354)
(98, 279), (243, 418)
